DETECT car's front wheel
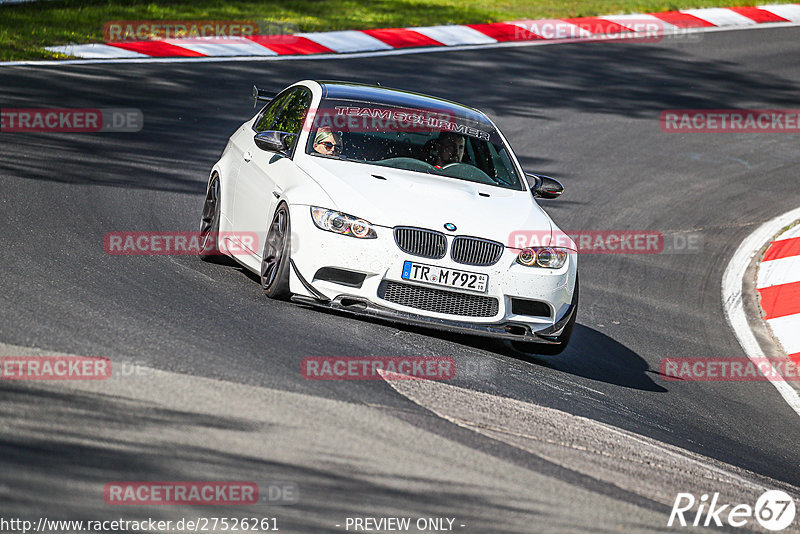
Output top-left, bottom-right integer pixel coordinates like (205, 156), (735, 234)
(199, 174), (222, 261)
(261, 203), (292, 300)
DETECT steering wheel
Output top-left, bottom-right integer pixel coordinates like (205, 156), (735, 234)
(375, 157), (437, 172)
(440, 162), (501, 185)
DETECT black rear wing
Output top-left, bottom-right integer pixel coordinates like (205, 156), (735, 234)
(252, 85), (273, 108)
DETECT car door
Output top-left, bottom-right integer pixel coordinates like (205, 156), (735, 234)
(227, 89), (291, 230)
(232, 87), (311, 258)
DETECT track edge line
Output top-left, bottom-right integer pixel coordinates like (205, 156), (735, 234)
(722, 206), (800, 417)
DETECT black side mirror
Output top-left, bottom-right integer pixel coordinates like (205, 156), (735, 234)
(254, 131), (296, 156)
(525, 173), (564, 199)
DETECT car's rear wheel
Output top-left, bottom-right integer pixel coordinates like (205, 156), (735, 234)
(261, 203), (291, 300)
(510, 275), (578, 356)
(199, 174), (222, 261)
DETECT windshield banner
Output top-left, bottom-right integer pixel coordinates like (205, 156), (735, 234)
(305, 105), (493, 141)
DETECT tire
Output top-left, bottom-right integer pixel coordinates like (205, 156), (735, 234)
(199, 174), (223, 261)
(510, 274), (579, 356)
(261, 203), (292, 300)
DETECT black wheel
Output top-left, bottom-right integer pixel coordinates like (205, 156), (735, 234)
(510, 274), (579, 356)
(261, 203), (291, 300)
(199, 175), (223, 261)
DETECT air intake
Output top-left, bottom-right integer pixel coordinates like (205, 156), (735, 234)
(378, 280), (499, 318)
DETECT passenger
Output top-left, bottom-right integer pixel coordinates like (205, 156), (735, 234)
(431, 132), (465, 167)
(312, 127), (342, 156)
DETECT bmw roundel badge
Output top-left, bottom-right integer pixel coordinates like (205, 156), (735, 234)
(444, 223), (457, 232)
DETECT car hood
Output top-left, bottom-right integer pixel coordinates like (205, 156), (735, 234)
(297, 157), (553, 246)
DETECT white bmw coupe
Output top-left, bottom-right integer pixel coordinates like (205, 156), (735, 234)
(200, 80), (578, 354)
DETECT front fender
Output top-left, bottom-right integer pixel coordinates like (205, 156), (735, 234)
(278, 165), (337, 212)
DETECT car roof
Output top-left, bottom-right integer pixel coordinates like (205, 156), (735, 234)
(315, 81), (490, 124)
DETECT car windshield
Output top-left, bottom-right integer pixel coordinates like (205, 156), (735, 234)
(305, 99), (524, 190)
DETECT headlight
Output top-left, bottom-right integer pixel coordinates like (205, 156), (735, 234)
(310, 207), (377, 239)
(517, 247), (569, 269)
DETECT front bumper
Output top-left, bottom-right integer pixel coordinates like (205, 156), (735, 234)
(290, 290), (577, 343)
(287, 204), (577, 343)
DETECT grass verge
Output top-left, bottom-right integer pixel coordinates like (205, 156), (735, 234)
(0, 0), (766, 61)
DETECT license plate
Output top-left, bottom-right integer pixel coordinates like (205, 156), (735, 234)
(401, 261), (488, 293)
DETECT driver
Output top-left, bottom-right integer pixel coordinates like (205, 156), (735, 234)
(312, 127), (342, 156)
(431, 132), (465, 167)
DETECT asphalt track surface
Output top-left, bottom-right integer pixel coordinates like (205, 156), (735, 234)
(2, 26), (800, 532)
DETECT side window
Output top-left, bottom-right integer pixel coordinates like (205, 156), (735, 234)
(253, 90), (292, 133)
(271, 88), (312, 150)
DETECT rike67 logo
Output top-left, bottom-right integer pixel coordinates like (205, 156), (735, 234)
(668, 490), (796, 531)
